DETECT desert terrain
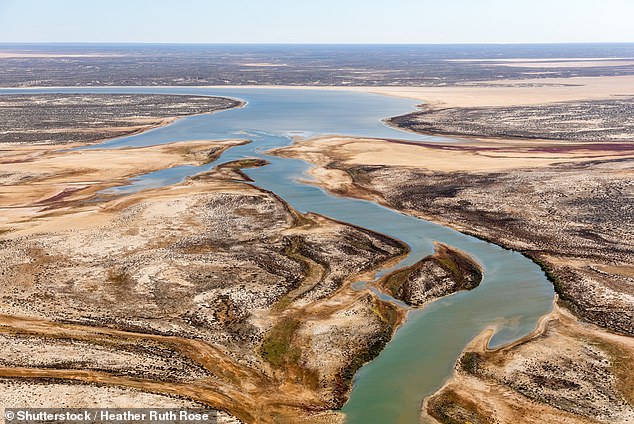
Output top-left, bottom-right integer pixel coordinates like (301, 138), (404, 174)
(274, 74), (634, 423)
(0, 46), (633, 422)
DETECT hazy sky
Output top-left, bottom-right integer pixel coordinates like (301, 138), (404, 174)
(1, 0), (633, 44)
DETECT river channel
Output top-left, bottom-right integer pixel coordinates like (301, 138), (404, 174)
(2, 87), (554, 423)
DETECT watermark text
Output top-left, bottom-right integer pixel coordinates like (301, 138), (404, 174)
(4, 408), (218, 423)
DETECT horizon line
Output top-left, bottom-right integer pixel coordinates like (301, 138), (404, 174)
(2, 41), (634, 46)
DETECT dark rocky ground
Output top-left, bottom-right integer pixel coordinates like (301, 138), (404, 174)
(0, 94), (241, 144)
(381, 243), (482, 307)
(334, 159), (634, 336)
(389, 97), (634, 142)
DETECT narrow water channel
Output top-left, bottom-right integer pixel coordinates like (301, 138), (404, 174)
(2, 87), (554, 423)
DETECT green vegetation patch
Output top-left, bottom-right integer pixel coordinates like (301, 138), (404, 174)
(344, 165), (380, 186)
(217, 158), (270, 169)
(260, 315), (320, 390)
(435, 245), (482, 290)
(289, 210), (316, 228)
(527, 254), (564, 295)
(526, 253), (581, 316)
(590, 339), (634, 405)
(266, 236), (326, 312)
(260, 317), (301, 368)
(383, 266), (413, 297)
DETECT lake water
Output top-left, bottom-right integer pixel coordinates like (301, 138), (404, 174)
(1, 87), (554, 423)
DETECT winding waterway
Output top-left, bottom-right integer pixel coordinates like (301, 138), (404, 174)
(2, 87), (554, 423)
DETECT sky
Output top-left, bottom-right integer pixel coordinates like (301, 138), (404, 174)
(1, 0), (634, 44)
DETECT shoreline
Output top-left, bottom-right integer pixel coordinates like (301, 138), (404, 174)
(0, 93), (246, 147)
(421, 299), (634, 423)
(6, 79), (633, 146)
(0, 139), (246, 235)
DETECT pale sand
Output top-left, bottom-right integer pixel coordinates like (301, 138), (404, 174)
(355, 75), (634, 107)
(240, 63), (288, 67)
(5, 74), (633, 109)
(272, 135), (634, 213)
(446, 57), (634, 62)
(0, 139), (242, 233)
(190, 75), (634, 108)
(492, 60), (634, 68)
(275, 136), (634, 173)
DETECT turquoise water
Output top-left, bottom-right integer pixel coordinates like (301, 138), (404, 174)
(1, 87), (554, 423)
